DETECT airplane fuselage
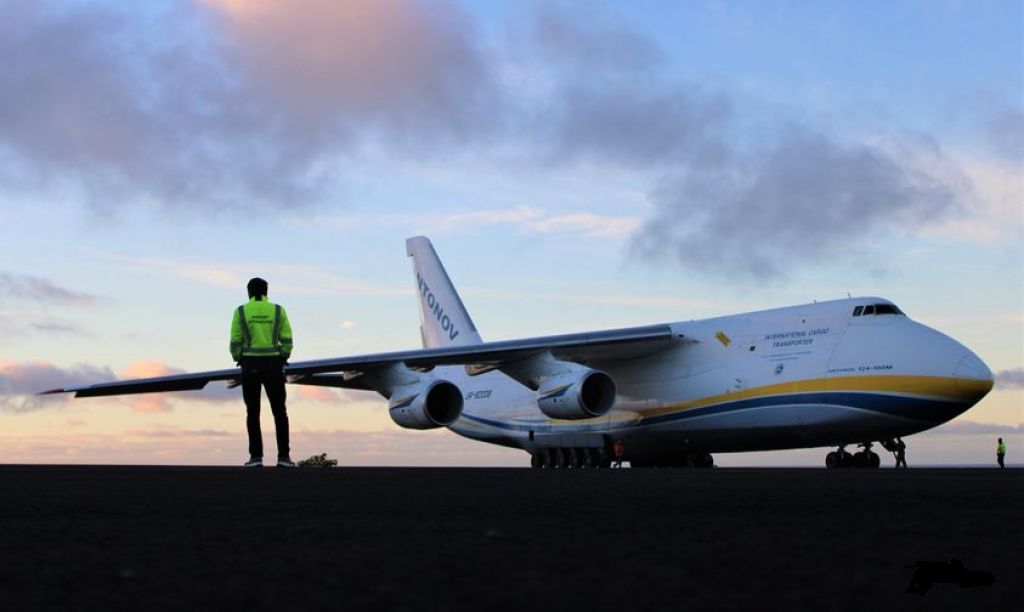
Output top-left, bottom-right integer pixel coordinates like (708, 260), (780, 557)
(443, 296), (992, 463)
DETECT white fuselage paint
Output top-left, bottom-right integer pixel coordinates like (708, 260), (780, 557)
(435, 297), (992, 459)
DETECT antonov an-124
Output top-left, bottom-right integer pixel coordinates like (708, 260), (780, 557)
(44, 237), (994, 468)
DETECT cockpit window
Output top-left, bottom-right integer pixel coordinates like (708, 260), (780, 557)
(854, 303), (905, 317)
(874, 304), (902, 315)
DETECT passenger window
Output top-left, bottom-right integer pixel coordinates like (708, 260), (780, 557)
(853, 306), (863, 317)
(863, 305), (875, 316)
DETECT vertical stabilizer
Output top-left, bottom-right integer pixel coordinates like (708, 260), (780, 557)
(406, 236), (483, 348)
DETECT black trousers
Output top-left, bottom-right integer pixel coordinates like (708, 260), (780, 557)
(997, 453), (1005, 468)
(241, 357), (289, 460)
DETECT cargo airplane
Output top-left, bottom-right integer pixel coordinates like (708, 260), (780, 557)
(44, 237), (994, 468)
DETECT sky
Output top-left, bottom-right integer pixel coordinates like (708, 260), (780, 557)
(0, 0), (1021, 467)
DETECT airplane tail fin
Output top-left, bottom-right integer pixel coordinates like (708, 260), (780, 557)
(406, 236), (483, 348)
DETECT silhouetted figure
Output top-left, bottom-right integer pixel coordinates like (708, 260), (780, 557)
(996, 437), (1006, 468)
(895, 437), (907, 469)
(231, 277), (296, 468)
(612, 440), (625, 468)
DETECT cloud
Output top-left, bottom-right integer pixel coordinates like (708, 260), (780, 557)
(995, 368), (1024, 390)
(0, 272), (97, 306)
(519, 8), (731, 169)
(0, 0), (496, 211)
(932, 419), (1022, 436)
(0, 1), (1006, 281)
(208, 0), (496, 144)
(430, 205), (640, 238)
(0, 359), (241, 413)
(127, 428), (232, 438)
(631, 130), (960, 277)
(0, 360), (114, 412)
(983, 105), (1024, 162)
(0, 313), (91, 338)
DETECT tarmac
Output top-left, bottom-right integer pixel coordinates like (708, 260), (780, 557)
(0, 466), (1019, 611)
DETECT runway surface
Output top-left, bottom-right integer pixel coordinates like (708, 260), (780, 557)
(0, 466), (1019, 611)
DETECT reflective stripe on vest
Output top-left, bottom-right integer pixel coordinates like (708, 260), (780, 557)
(272, 304), (281, 347)
(237, 305), (251, 349)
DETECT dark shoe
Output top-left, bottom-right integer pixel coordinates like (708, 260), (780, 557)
(244, 457), (263, 468)
(276, 457), (297, 468)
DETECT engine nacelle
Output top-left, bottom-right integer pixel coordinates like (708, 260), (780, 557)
(537, 369), (616, 420)
(388, 380), (464, 430)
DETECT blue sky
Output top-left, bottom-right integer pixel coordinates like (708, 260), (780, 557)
(0, 0), (1020, 466)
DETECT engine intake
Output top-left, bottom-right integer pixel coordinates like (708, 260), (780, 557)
(388, 380), (464, 430)
(537, 369), (616, 420)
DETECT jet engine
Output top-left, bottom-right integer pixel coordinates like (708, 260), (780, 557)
(388, 380), (464, 430)
(536, 369), (616, 420)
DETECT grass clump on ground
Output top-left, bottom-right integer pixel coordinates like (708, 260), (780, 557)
(298, 453), (338, 468)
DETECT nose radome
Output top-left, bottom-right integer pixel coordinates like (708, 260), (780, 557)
(954, 351), (994, 403)
(955, 351), (992, 381)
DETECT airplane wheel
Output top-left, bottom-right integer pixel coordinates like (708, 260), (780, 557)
(583, 448), (597, 469)
(530, 452), (541, 469)
(869, 451), (881, 469)
(853, 451), (868, 468)
(552, 448), (565, 469)
(826, 451), (839, 469)
(539, 449), (551, 469)
(565, 448), (578, 469)
(839, 450), (854, 468)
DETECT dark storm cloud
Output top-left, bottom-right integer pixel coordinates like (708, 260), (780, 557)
(631, 131), (958, 277)
(995, 367), (1024, 390)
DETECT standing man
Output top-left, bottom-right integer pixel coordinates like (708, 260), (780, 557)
(612, 440), (625, 468)
(231, 277), (295, 468)
(895, 437), (908, 469)
(996, 438), (1006, 469)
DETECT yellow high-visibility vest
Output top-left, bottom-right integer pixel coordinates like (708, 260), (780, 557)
(230, 297), (293, 360)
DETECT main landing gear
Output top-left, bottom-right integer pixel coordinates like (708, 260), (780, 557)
(530, 447), (611, 469)
(825, 443), (881, 469)
(530, 448), (715, 469)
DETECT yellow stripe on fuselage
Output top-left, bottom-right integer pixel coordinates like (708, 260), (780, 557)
(641, 374), (993, 420)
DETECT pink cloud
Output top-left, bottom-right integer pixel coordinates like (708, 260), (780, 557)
(296, 385), (340, 402)
(120, 360), (185, 379)
(207, 0), (491, 132)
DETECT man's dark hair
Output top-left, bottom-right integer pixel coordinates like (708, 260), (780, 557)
(247, 277), (268, 298)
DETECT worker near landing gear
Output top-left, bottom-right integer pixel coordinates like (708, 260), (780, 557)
(895, 437), (908, 469)
(996, 438), (1006, 468)
(231, 277), (296, 468)
(612, 440), (625, 468)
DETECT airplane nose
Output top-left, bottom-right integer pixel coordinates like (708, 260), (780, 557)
(953, 350), (994, 403)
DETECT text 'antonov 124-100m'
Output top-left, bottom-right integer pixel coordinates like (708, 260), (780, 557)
(43, 237), (994, 468)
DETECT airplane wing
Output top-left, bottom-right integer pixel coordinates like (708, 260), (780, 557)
(40, 323), (682, 398)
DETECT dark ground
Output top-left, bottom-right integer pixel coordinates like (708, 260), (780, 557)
(0, 466), (1019, 611)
